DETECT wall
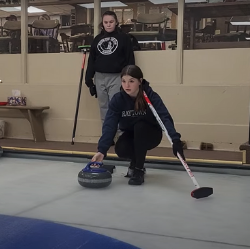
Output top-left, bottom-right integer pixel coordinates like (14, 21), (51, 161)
(0, 49), (249, 151)
(181, 49), (250, 150)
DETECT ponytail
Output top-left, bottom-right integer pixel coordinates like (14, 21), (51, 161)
(135, 85), (147, 112)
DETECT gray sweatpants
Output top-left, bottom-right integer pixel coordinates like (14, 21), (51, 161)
(94, 72), (121, 123)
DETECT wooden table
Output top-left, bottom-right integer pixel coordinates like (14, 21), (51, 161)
(0, 106), (50, 142)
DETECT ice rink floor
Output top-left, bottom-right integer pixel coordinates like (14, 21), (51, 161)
(1, 157), (250, 249)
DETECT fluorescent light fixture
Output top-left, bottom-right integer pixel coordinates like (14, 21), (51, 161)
(15, 6), (46, 13)
(149, 0), (206, 4)
(79, 1), (127, 8)
(0, 7), (19, 12)
(230, 22), (250, 26)
(0, 6), (45, 13)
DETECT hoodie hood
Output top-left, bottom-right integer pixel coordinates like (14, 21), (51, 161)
(141, 79), (150, 91)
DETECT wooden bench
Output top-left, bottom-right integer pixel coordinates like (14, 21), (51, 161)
(239, 142), (250, 164)
(0, 105), (49, 142)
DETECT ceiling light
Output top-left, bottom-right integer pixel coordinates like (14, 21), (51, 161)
(0, 7), (19, 12)
(230, 22), (250, 26)
(15, 6), (46, 13)
(0, 6), (45, 13)
(79, 1), (127, 8)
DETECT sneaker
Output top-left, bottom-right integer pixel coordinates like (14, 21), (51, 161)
(128, 168), (145, 185)
(124, 165), (146, 178)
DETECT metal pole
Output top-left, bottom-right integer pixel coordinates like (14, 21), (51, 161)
(94, 0), (101, 37)
(21, 0), (28, 84)
(87, 9), (91, 24)
(176, 0), (185, 84)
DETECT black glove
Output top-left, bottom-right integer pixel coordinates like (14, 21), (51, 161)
(89, 84), (97, 98)
(172, 139), (186, 161)
(86, 79), (97, 98)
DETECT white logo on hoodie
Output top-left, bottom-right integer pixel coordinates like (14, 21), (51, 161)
(122, 110), (147, 117)
(97, 37), (118, 55)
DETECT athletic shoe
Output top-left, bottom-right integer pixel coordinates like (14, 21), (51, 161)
(128, 168), (144, 185)
(124, 164), (146, 178)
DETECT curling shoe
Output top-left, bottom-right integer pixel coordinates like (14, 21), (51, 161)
(124, 163), (146, 178)
(128, 168), (145, 185)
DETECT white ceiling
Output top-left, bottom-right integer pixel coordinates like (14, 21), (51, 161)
(0, 4), (74, 18)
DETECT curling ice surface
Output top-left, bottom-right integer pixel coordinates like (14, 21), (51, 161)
(0, 157), (250, 249)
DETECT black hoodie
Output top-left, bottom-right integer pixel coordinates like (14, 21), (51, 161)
(85, 28), (135, 82)
(97, 80), (181, 156)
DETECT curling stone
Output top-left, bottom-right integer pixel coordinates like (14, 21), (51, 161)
(78, 162), (112, 189)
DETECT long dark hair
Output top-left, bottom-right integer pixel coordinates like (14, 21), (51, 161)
(121, 65), (147, 112)
(100, 11), (120, 35)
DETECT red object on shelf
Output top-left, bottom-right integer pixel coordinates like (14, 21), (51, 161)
(0, 102), (8, 106)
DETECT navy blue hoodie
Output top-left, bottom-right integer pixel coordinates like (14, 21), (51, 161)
(97, 80), (181, 156)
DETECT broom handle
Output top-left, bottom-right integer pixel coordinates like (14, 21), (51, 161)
(143, 91), (200, 189)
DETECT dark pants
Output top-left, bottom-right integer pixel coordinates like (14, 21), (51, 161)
(115, 121), (163, 169)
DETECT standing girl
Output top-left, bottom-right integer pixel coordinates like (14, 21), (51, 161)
(85, 11), (135, 129)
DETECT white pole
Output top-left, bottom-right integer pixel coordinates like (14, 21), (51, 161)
(94, 0), (101, 37)
(87, 8), (91, 24)
(21, 0), (28, 84)
(176, 0), (185, 84)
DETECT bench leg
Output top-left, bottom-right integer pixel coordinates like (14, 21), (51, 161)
(20, 110), (46, 142)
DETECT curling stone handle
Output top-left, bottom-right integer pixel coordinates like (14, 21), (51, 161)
(85, 161), (103, 170)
